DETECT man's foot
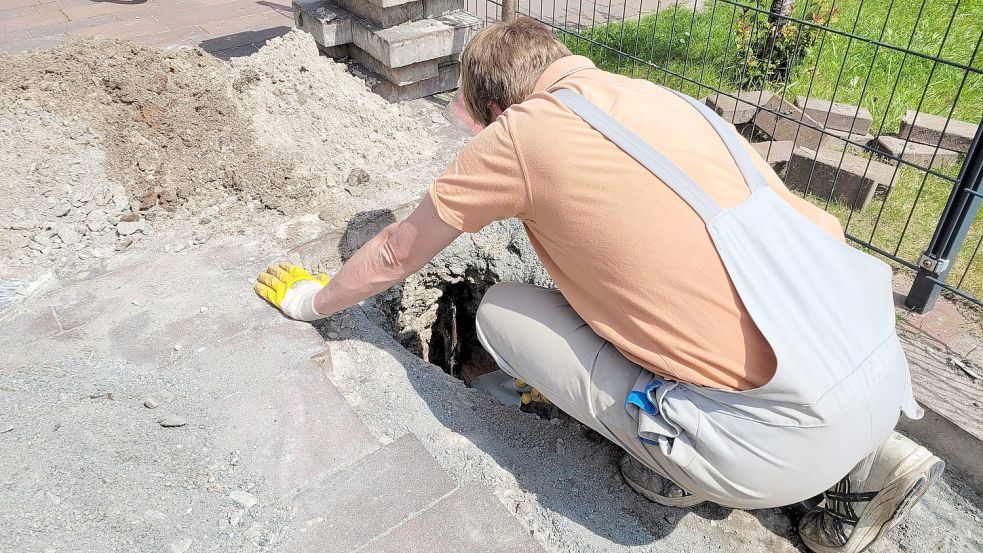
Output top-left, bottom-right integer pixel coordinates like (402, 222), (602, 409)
(798, 432), (944, 553)
(619, 454), (705, 507)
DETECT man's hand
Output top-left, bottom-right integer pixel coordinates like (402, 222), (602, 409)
(254, 262), (330, 321)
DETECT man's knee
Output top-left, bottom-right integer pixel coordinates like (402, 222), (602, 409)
(475, 282), (521, 353)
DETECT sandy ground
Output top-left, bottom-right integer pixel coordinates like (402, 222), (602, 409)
(1, 30), (982, 553)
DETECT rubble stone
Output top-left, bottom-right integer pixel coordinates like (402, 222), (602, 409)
(56, 225), (80, 245)
(899, 110), (978, 153)
(795, 97), (873, 135)
(117, 220), (145, 236)
(785, 147), (896, 210)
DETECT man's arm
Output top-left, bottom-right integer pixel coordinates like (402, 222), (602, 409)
(312, 194), (462, 317)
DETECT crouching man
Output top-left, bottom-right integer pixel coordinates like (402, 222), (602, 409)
(256, 18), (942, 552)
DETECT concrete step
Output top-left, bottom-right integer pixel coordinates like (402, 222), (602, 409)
(285, 433), (458, 552)
(359, 484), (548, 552)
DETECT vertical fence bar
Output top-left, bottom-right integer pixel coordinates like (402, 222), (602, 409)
(503, 0), (518, 21)
(906, 123), (983, 312)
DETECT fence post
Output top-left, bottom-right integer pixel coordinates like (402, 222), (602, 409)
(502, 0), (517, 21)
(905, 123), (983, 313)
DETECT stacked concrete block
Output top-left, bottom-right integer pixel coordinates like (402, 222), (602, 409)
(704, 88), (977, 209)
(795, 97), (873, 135)
(874, 136), (961, 169)
(786, 147), (897, 210)
(899, 110), (978, 153)
(823, 128), (875, 154)
(294, 0), (480, 102)
(754, 93), (827, 151)
(751, 140), (794, 174)
(703, 91), (773, 125)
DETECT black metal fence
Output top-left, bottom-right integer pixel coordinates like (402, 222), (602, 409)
(465, 0), (982, 312)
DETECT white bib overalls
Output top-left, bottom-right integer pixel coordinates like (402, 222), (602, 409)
(554, 89), (923, 508)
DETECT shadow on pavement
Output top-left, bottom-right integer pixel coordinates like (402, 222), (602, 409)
(199, 26), (291, 60)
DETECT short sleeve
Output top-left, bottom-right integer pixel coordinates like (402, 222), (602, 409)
(428, 115), (530, 233)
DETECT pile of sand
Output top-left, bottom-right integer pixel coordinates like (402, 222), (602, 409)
(0, 31), (450, 275)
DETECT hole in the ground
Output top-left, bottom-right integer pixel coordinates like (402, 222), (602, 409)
(388, 267), (500, 387)
(351, 217), (570, 419)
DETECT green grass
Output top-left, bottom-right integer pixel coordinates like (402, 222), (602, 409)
(560, 0), (983, 300)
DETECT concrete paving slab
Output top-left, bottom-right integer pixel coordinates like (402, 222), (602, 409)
(336, 0), (424, 28)
(205, 351), (380, 495)
(795, 96), (872, 135)
(360, 484), (547, 552)
(285, 433), (457, 552)
(704, 90), (771, 125)
(899, 110), (978, 153)
(352, 44), (438, 86)
(875, 135), (962, 169)
(293, 0), (353, 48)
(754, 93), (825, 151)
(352, 17), (456, 68)
(751, 140), (794, 173)
(372, 59), (460, 101)
(786, 146), (895, 209)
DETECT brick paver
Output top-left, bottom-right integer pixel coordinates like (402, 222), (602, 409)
(0, 0), (294, 57)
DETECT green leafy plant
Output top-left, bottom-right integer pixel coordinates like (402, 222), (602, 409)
(733, 0), (839, 89)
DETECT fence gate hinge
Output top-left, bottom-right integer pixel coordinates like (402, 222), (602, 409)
(918, 254), (950, 275)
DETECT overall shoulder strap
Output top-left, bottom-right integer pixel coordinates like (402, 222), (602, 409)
(553, 88), (723, 222)
(665, 89), (769, 193)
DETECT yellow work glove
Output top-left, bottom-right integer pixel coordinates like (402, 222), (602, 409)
(254, 262), (330, 322)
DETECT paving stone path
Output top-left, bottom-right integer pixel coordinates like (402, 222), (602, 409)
(0, 240), (547, 551)
(0, 0), (695, 56)
(0, 0), (296, 58)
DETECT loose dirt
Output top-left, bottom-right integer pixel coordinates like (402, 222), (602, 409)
(0, 31), (453, 279)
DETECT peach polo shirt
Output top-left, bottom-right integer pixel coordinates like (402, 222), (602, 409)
(429, 56), (845, 390)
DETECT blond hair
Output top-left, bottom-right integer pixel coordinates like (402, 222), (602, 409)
(460, 17), (571, 127)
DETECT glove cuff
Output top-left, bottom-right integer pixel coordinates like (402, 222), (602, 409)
(280, 280), (326, 322)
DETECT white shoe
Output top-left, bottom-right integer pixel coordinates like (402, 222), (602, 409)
(798, 432), (944, 553)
